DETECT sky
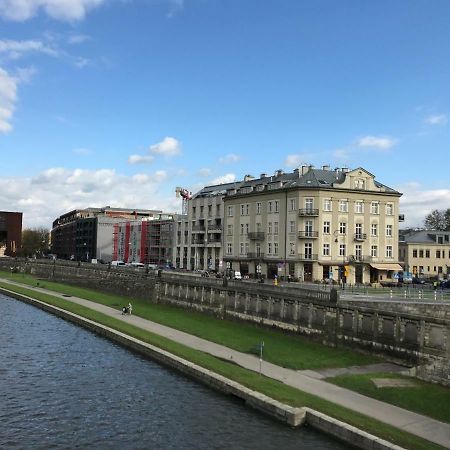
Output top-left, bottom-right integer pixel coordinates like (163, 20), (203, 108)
(0, 0), (449, 229)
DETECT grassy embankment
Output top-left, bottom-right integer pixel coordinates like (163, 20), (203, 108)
(328, 372), (450, 424)
(0, 270), (378, 370)
(0, 279), (445, 450)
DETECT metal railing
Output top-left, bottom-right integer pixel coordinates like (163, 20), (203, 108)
(298, 231), (319, 238)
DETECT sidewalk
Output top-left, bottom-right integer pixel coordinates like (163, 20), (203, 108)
(2, 278), (450, 449)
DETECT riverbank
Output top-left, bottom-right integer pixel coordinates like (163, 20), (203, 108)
(0, 278), (448, 450)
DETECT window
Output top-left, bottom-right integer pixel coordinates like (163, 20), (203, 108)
(192, 206), (196, 217)
(386, 203), (394, 215)
(245, 242), (249, 255)
(413, 249), (418, 258)
(371, 245), (378, 257)
(239, 243), (244, 254)
(371, 223), (378, 237)
(227, 224), (233, 236)
(355, 244), (362, 258)
(240, 204), (249, 215)
(355, 201), (364, 214)
(245, 223), (249, 235)
(274, 222), (279, 235)
(339, 199), (348, 212)
(240, 224), (244, 235)
(305, 198), (314, 211)
(305, 220), (313, 235)
(256, 202), (262, 214)
(304, 242), (312, 257)
(339, 244), (346, 257)
(289, 198), (296, 211)
(354, 179), (365, 189)
(419, 250), (424, 258)
(425, 249), (430, 258)
(256, 222), (262, 232)
(289, 242), (296, 255)
(274, 200), (279, 213)
(268, 201), (273, 213)
(289, 221), (296, 233)
(268, 242), (272, 254)
(268, 222), (272, 234)
(355, 223), (363, 236)
(339, 222), (347, 234)
(323, 243), (330, 256)
(386, 245), (393, 258)
(226, 243), (232, 255)
(227, 206), (234, 217)
(274, 242), (279, 255)
(208, 205), (212, 216)
(256, 243), (261, 256)
(436, 250), (441, 258)
(323, 198), (332, 211)
(323, 221), (330, 234)
(386, 224), (393, 237)
(371, 202), (379, 214)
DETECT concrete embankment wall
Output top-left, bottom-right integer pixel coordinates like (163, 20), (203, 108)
(2, 259), (450, 387)
(0, 286), (404, 450)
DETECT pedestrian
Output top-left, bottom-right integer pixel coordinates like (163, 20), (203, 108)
(128, 302), (133, 315)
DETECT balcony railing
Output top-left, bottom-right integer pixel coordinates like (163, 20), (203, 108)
(298, 231), (319, 239)
(354, 233), (367, 241)
(247, 252), (264, 259)
(192, 225), (206, 232)
(191, 238), (207, 245)
(298, 208), (319, 217)
(248, 231), (265, 241)
(207, 225), (222, 232)
(298, 253), (318, 261)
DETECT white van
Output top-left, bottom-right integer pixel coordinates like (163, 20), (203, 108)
(129, 262), (145, 269)
(111, 260), (126, 267)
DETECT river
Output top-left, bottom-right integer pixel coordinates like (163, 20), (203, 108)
(0, 294), (349, 449)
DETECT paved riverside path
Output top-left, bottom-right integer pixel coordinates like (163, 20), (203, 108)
(2, 279), (450, 449)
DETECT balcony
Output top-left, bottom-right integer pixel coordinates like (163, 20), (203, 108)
(247, 252), (264, 259)
(192, 225), (206, 233)
(354, 233), (367, 241)
(298, 208), (319, 217)
(207, 225), (222, 233)
(248, 231), (265, 241)
(206, 238), (222, 247)
(298, 231), (319, 239)
(349, 255), (372, 263)
(298, 253), (318, 261)
(191, 238), (207, 246)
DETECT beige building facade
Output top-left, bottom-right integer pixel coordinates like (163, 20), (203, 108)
(223, 166), (403, 284)
(399, 230), (450, 279)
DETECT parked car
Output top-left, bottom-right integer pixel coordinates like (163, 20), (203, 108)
(380, 280), (401, 287)
(111, 260), (126, 267)
(411, 277), (426, 285)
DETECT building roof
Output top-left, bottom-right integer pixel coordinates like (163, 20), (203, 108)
(400, 229), (450, 244)
(193, 165), (401, 199)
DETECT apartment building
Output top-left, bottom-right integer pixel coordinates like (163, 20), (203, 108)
(113, 213), (183, 266)
(175, 181), (243, 271)
(51, 206), (162, 262)
(399, 230), (450, 279)
(223, 166), (403, 284)
(0, 211), (22, 257)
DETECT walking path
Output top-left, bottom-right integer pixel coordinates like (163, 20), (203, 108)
(2, 278), (450, 449)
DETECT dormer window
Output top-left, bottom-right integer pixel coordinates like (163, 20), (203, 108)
(354, 179), (365, 189)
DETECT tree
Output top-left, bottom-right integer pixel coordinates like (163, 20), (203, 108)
(20, 228), (50, 257)
(424, 209), (450, 231)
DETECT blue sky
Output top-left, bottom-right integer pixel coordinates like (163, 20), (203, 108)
(0, 0), (449, 228)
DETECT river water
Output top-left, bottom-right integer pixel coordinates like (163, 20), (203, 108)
(0, 294), (348, 449)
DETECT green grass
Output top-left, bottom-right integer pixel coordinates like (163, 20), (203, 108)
(0, 280), (445, 450)
(327, 372), (450, 424)
(0, 270), (378, 370)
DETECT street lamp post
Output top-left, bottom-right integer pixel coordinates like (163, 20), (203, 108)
(334, 230), (346, 289)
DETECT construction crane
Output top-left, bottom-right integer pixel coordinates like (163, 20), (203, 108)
(175, 187), (192, 214)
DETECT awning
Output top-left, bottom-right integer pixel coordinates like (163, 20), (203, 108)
(370, 263), (403, 271)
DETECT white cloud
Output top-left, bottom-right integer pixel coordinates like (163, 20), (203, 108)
(210, 173), (236, 185)
(5, 166), (177, 227)
(0, 39), (58, 59)
(357, 135), (397, 150)
(284, 154), (310, 168)
(0, 0), (105, 22)
(219, 153), (240, 164)
(15, 65), (37, 83)
(0, 67), (17, 133)
(150, 136), (182, 156)
(198, 168), (211, 177)
(68, 34), (90, 45)
(424, 114), (448, 126)
(397, 182), (450, 228)
(128, 154), (155, 165)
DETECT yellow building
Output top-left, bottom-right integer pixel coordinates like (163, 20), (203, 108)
(223, 166), (403, 285)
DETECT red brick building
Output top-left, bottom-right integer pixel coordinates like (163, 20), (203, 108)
(0, 211), (22, 257)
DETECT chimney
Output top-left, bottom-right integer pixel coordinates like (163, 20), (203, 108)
(301, 165), (309, 175)
(260, 173), (267, 179)
(275, 169), (284, 177)
(322, 165), (330, 171)
(244, 174), (254, 182)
